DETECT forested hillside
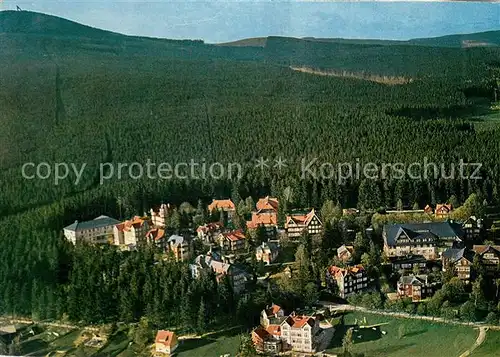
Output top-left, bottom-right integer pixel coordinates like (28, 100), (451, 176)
(0, 10), (500, 327)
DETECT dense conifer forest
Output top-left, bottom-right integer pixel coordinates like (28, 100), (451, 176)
(0, 11), (500, 328)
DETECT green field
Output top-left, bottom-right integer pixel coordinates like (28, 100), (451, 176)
(326, 312), (478, 357)
(471, 329), (500, 357)
(176, 328), (244, 357)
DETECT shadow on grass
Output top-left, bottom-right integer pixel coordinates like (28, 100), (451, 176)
(328, 323), (384, 351)
(20, 339), (49, 355)
(94, 331), (130, 357)
(403, 329), (427, 338)
(176, 338), (214, 354)
(369, 342), (416, 355)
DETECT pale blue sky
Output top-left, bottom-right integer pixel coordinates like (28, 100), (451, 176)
(4, 1), (500, 43)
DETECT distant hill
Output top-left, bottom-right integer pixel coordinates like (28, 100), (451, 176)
(217, 37), (268, 47)
(408, 30), (500, 48)
(0, 10), (122, 39)
(221, 31), (500, 48)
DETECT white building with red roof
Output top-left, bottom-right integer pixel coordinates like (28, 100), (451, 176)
(155, 330), (178, 355)
(280, 312), (320, 353)
(113, 216), (151, 248)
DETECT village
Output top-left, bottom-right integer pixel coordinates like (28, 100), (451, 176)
(30, 193), (499, 356)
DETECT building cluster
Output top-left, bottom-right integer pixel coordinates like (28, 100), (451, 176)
(251, 304), (323, 354)
(381, 209), (497, 302)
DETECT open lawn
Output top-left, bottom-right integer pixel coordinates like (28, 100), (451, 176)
(471, 329), (500, 357)
(175, 328), (244, 357)
(326, 312), (478, 357)
(21, 328), (82, 356)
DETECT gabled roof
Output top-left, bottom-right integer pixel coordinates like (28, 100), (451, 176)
(168, 234), (186, 247)
(264, 303), (283, 317)
(286, 208), (322, 226)
(115, 216), (150, 232)
(327, 265), (365, 278)
(150, 203), (172, 216)
(384, 222), (464, 246)
(256, 196), (279, 212)
(472, 245), (500, 256)
(146, 228), (165, 241)
(256, 242), (279, 255)
(253, 326), (270, 340)
(399, 274), (428, 286)
(223, 229), (246, 242)
(155, 330), (176, 347)
(64, 215), (120, 232)
(197, 222), (222, 233)
(442, 247), (475, 263)
(208, 199), (236, 212)
(266, 324), (281, 336)
(435, 204), (453, 214)
(247, 211), (277, 229)
(282, 313), (315, 328)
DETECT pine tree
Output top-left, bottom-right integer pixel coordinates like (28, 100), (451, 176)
(197, 298), (207, 334)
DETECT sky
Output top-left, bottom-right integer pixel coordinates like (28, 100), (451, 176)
(3, 1), (500, 43)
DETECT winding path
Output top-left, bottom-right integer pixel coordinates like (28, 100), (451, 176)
(458, 326), (487, 357)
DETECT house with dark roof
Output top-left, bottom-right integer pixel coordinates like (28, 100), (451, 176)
(189, 254), (249, 294)
(383, 222), (465, 260)
(255, 242), (279, 265)
(397, 274), (437, 302)
(462, 216), (484, 241)
(63, 215), (120, 244)
(285, 209), (322, 239)
(472, 245), (500, 275)
(442, 247), (475, 283)
(390, 254), (427, 273)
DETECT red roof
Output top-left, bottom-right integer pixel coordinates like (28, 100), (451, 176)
(284, 313), (315, 328)
(265, 304), (282, 317)
(208, 199), (236, 212)
(115, 216), (150, 232)
(224, 229), (246, 242)
(197, 222), (222, 233)
(435, 204), (452, 214)
(266, 324), (281, 336)
(146, 228), (165, 241)
(155, 330), (176, 347)
(256, 196), (279, 212)
(328, 265), (365, 278)
(247, 211), (277, 229)
(253, 327), (269, 340)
